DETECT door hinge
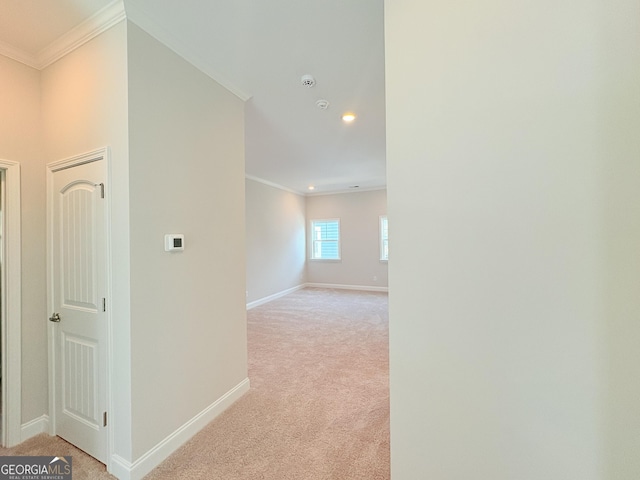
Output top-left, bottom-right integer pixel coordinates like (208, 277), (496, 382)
(97, 182), (105, 198)
(102, 298), (106, 312)
(103, 412), (107, 427)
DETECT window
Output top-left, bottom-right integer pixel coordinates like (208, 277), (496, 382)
(310, 219), (340, 260)
(380, 215), (389, 261)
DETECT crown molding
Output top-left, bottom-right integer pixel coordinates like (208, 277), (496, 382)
(0, 38), (37, 68)
(0, 0), (125, 70)
(0, 0), (251, 102)
(305, 185), (387, 196)
(245, 174), (386, 197)
(245, 175), (304, 196)
(37, 0), (126, 69)
(125, 1), (251, 101)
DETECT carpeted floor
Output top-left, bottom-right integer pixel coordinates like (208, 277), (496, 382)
(0, 288), (390, 480)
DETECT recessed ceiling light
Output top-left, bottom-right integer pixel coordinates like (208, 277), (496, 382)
(342, 112), (356, 122)
(308, 185), (315, 191)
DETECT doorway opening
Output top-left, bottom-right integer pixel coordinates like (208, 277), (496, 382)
(0, 159), (22, 448)
(1, 168), (3, 441)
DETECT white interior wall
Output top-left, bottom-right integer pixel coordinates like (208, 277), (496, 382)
(385, 0), (640, 479)
(0, 55), (45, 425)
(245, 178), (306, 304)
(41, 20), (132, 460)
(127, 22), (247, 461)
(598, 0), (640, 475)
(306, 189), (387, 289)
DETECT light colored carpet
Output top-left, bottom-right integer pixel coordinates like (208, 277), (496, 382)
(0, 433), (115, 479)
(0, 288), (390, 480)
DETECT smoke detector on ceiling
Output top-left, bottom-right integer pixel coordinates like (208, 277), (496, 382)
(316, 99), (330, 110)
(301, 74), (316, 88)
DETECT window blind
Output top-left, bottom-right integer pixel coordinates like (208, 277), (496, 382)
(311, 219), (340, 260)
(380, 216), (389, 261)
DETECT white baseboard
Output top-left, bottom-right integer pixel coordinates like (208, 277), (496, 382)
(305, 282), (388, 293)
(21, 415), (50, 442)
(109, 455), (133, 480)
(109, 378), (250, 480)
(246, 284), (305, 310)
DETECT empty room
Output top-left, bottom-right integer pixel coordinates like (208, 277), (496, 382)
(1, 0), (640, 479)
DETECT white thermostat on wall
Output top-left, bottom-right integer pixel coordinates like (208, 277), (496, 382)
(164, 234), (185, 252)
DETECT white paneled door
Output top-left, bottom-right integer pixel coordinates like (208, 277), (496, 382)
(50, 157), (107, 463)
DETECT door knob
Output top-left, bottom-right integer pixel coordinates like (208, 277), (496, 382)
(49, 312), (61, 323)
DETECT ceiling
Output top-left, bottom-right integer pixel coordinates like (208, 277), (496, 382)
(0, 0), (386, 195)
